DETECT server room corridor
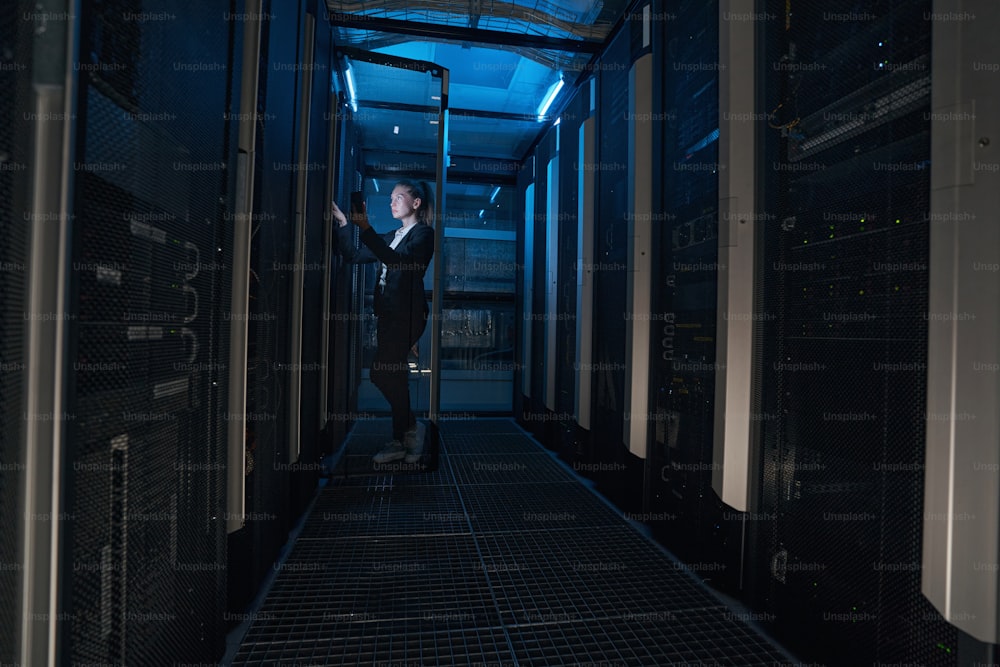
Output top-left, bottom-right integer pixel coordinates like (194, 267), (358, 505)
(5, 0), (1000, 666)
(225, 418), (794, 665)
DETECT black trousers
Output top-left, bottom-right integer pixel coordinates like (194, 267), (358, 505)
(370, 309), (427, 442)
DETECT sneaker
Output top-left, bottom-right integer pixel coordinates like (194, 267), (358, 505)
(373, 440), (406, 464)
(404, 424), (423, 463)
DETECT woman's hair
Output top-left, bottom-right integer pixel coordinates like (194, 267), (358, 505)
(396, 179), (434, 226)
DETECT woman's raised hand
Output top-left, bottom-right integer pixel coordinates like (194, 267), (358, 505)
(331, 200), (348, 228)
(332, 197), (370, 230)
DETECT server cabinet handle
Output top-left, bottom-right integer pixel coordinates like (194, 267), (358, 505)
(182, 285), (198, 324)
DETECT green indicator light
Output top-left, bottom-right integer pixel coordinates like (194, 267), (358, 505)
(859, 290), (864, 295)
(860, 217), (865, 223)
(894, 286), (899, 291)
(829, 233), (834, 238)
(895, 219), (901, 224)
(829, 225), (834, 230)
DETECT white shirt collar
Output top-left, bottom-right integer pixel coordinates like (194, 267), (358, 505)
(394, 222), (417, 240)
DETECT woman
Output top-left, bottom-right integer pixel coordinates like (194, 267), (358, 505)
(332, 180), (435, 464)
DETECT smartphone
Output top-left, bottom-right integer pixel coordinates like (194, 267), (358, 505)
(349, 191), (365, 215)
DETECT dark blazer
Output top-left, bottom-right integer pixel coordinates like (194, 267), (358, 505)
(335, 222), (434, 324)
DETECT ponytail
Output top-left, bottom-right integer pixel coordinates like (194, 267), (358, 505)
(417, 181), (434, 226)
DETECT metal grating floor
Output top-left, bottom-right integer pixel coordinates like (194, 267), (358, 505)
(229, 418), (797, 666)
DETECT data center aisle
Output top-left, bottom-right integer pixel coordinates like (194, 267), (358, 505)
(230, 419), (794, 666)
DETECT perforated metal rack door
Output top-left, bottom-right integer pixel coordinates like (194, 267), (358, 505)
(590, 27), (630, 462)
(648, 0), (722, 570)
(756, 1), (955, 665)
(0, 2), (33, 661)
(552, 89), (584, 457)
(238, 1), (301, 605)
(67, 1), (235, 663)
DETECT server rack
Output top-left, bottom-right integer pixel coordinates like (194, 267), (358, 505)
(586, 23), (644, 513)
(516, 20), (641, 510)
(520, 141), (550, 437)
(64, 0), (237, 662)
(323, 94), (350, 450)
(550, 87), (586, 464)
(922, 1), (1000, 654)
(538, 137), (554, 426)
(527, 116), (577, 456)
(646, 0), (731, 579)
(327, 104), (365, 448)
(0, 2), (35, 661)
(227, 0), (289, 614)
(754, 1), (955, 664)
(513, 156), (534, 426)
(227, 0), (329, 614)
(288, 5), (330, 518)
